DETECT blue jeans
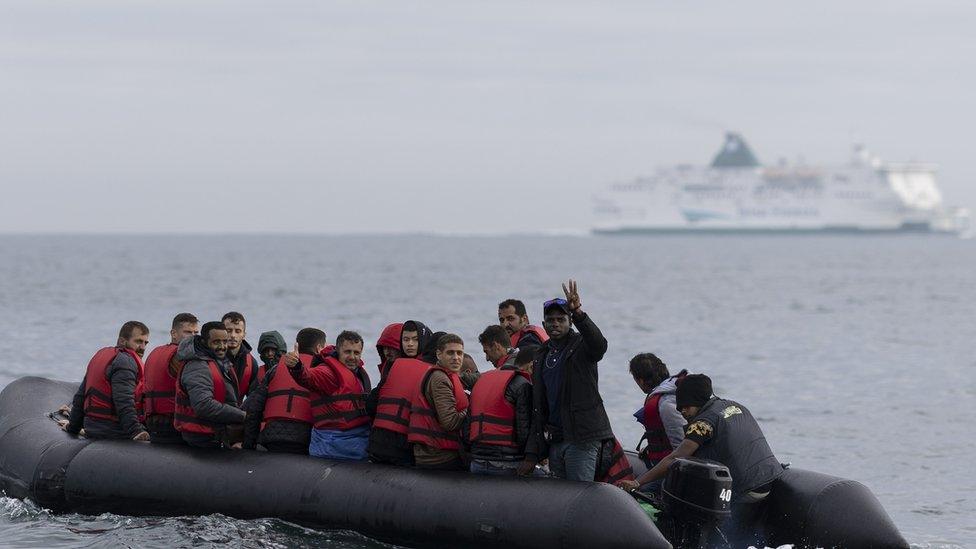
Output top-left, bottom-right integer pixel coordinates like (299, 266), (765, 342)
(548, 439), (601, 481)
(309, 425), (370, 461)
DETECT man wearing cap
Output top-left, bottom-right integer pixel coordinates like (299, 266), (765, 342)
(520, 279), (611, 481)
(618, 374), (784, 544)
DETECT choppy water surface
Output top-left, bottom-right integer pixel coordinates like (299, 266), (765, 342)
(0, 234), (973, 548)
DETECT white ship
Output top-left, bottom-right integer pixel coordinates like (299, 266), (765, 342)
(593, 133), (970, 235)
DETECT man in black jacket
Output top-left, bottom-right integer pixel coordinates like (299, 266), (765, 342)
(619, 374), (784, 547)
(64, 321), (151, 441)
(176, 322), (247, 448)
(466, 342), (535, 476)
(620, 374), (784, 497)
(520, 280), (611, 481)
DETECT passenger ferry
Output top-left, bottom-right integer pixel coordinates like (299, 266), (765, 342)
(593, 133), (970, 235)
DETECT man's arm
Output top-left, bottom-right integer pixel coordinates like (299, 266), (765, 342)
(560, 279), (607, 362)
(183, 362), (246, 424)
(571, 311), (608, 363)
(428, 372), (467, 432)
(108, 354), (147, 438)
(509, 377), (533, 449)
(659, 394), (687, 449)
(620, 416), (713, 490)
(242, 381), (268, 449)
(621, 438), (701, 489)
(520, 360), (548, 473)
(287, 356), (340, 394)
(64, 380), (86, 434)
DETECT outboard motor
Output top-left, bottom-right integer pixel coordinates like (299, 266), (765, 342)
(660, 457), (733, 549)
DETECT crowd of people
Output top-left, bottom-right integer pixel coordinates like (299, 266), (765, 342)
(61, 279), (783, 513)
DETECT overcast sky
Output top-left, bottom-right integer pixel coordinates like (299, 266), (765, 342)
(2, 1), (974, 234)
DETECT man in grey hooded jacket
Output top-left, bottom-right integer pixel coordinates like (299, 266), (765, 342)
(176, 321), (246, 448)
(629, 353), (686, 468)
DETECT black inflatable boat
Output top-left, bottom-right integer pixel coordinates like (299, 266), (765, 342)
(0, 377), (908, 548)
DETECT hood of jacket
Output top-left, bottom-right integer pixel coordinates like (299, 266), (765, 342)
(376, 323), (403, 356)
(650, 369), (688, 396)
(401, 320), (433, 361)
(258, 331), (287, 354)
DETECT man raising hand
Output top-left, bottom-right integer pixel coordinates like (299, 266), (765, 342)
(521, 279), (611, 481)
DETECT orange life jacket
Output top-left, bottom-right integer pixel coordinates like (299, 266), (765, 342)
(372, 358), (430, 435)
(236, 353), (259, 397)
(467, 368), (529, 448)
(637, 392), (675, 462)
(263, 354), (313, 424)
(597, 438), (635, 484)
(510, 325), (549, 348)
(174, 360), (236, 436)
(141, 343), (179, 416)
(82, 346), (145, 422)
(310, 356), (371, 430)
(407, 367), (469, 451)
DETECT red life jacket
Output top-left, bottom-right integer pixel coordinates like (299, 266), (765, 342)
(236, 353), (259, 397)
(407, 367), (469, 451)
(510, 325), (549, 348)
(467, 368), (529, 448)
(373, 358), (431, 435)
(310, 357), (372, 430)
(263, 354), (313, 424)
(141, 343), (179, 416)
(174, 360), (236, 435)
(637, 393), (675, 462)
(82, 346), (145, 422)
(597, 438), (635, 484)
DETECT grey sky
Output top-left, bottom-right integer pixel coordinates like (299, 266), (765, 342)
(2, 1), (974, 234)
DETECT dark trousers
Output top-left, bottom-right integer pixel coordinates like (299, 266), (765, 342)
(263, 441), (308, 455)
(414, 458), (466, 471)
(147, 415), (184, 445)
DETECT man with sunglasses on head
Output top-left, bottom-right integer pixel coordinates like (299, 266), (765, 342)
(519, 280), (611, 481)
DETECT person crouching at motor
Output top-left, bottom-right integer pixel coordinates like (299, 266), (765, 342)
(289, 330), (372, 460)
(467, 345), (536, 476)
(408, 333), (469, 471)
(64, 321), (151, 441)
(618, 374), (785, 547)
(174, 321), (246, 448)
(243, 328), (325, 454)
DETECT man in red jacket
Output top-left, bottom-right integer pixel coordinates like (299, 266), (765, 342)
(289, 330), (372, 460)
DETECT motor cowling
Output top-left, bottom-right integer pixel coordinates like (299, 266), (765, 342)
(662, 457), (733, 524)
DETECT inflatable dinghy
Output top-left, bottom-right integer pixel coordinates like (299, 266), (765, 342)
(0, 377), (908, 548)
